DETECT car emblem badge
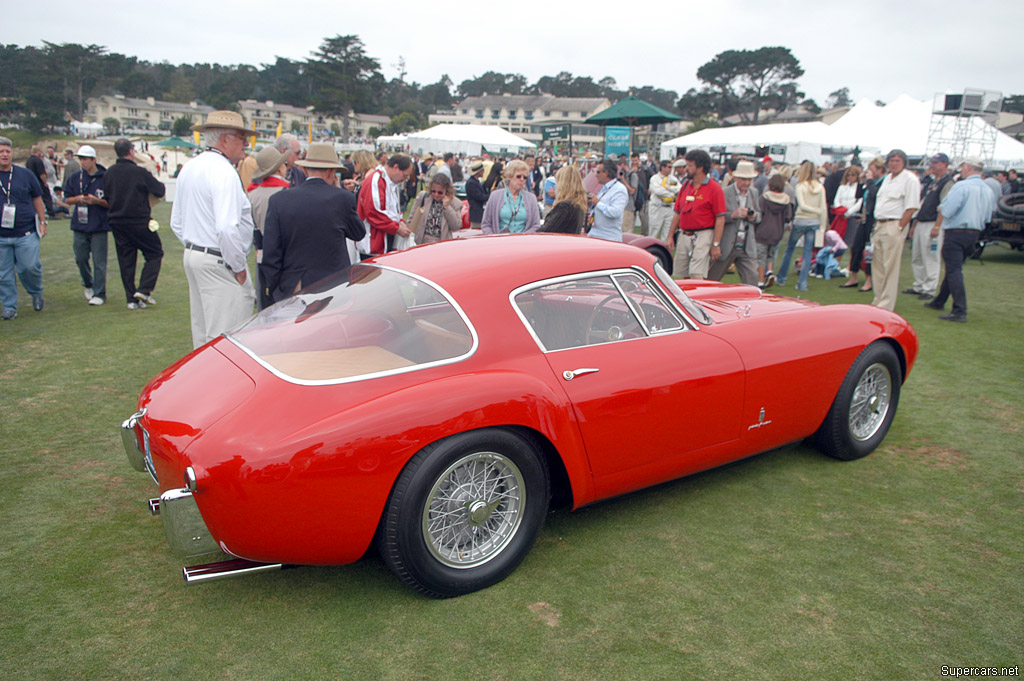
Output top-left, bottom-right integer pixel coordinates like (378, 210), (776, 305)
(748, 407), (773, 430)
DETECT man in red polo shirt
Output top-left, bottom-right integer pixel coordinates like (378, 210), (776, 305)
(667, 149), (726, 279)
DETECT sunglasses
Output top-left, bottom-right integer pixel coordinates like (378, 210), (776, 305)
(429, 189), (446, 196)
(514, 174), (528, 179)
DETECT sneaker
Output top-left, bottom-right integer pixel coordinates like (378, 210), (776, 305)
(88, 296), (105, 306)
(764, 274), (776, 290)
(84, 287), (93, 301)
(1, 309), (16, 320)
(134, 291), (156, 306)
(127, 301), (147, 310)
(32, 294), (44, 311)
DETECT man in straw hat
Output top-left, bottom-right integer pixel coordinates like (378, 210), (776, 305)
(261, 143), (365, 303)
(170, 110), (257, 348)
(247, 144), (291, 309)
(708, 159), (761, 286)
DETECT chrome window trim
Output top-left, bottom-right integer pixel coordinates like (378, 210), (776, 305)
(509, 267), (692, 354)
(225, 264), (479, 387)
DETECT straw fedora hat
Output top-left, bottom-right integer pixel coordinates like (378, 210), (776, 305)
(296, 142), (343, 169)
(733, 160), (758, 179)
(191, 110), (252, 134)
(251, 145), (291, 183)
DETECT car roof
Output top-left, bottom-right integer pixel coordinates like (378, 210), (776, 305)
(368, 234), (656, 296)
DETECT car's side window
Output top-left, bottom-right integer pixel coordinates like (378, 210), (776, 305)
(513, 271), (683, 352)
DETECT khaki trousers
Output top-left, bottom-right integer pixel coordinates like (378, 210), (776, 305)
(672, 229), (714, 279)
(183, 248), (256, 349)
(910, 220), (943, 294)
(871, 219), (908, 311)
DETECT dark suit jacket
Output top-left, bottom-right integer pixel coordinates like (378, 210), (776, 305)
(262, 177), (366, 301)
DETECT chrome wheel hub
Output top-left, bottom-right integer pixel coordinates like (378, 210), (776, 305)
(849, 363), (892, 441)
(423, 452), (525, 568)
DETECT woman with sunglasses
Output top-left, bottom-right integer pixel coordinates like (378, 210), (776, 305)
(409, 174), (463, 244)
(481, 159), (541, 234)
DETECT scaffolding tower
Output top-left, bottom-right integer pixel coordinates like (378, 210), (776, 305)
(927, 89), (1002, 163)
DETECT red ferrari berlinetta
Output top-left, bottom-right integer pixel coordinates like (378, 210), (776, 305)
(122, 234), (918, 597)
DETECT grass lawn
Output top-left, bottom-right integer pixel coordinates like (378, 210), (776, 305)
(2, 206), (1022, 680)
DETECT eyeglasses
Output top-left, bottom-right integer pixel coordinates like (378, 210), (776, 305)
(429, 189), (446, 196)
(514, 174), (528, 180)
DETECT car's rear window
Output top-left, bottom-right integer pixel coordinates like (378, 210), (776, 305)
(227, 265), (475, 384)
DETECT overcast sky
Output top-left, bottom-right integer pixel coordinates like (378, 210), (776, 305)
(7, 1), (1023, 108)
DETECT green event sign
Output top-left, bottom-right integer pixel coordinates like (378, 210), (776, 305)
(541, 124), (571, 141)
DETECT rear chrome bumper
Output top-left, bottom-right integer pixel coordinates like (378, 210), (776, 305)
(121, 408), (157, 484)
(159, 486), (220, 558)
(121, 410), (219, 558)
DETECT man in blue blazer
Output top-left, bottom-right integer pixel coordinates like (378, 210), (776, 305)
(262, 143), (366, 302)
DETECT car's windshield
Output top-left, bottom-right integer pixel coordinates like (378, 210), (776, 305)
(653, 263), (712, 325)
(228, 265), (475, 384)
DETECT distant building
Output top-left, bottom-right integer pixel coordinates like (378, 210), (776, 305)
(86, 95), (390, 142)
(430, 94), (612, 150)
(236, 100), (390, 141)
(86, 95), (214, 134)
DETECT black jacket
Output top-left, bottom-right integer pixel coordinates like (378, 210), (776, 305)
(465, 176), (489, 223)
(103, 158), (165, 225)
(262, 178), (366, 301)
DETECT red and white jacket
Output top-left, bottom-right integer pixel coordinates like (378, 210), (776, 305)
(357, 165), (402, 253)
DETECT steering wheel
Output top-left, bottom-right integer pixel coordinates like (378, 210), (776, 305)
(585, 294), (644, 345)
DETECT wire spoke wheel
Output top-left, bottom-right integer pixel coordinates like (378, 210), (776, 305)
(423, 452), (525, 568)
(848, 363), (892, 441)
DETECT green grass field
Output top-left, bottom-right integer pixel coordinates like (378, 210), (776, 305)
(2, 204), (1022, 680)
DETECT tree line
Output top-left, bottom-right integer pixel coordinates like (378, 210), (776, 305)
(5, 38), (1019, 136)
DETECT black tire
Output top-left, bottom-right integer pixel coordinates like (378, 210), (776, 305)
(814, 342), (902, 461)
(647, 245), (673, 275)
(378, 428), (549, 598)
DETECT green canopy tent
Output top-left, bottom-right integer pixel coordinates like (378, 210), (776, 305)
(155, 136), (199, 175)
(585, 96), (683, 156)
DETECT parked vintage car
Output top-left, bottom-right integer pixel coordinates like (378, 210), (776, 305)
(122, 234), (918, 597)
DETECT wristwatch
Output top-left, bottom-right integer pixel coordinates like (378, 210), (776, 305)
(712, 241), (720, 247)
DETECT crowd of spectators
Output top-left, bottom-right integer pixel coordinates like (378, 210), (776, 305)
(0, 118), (1013, 328)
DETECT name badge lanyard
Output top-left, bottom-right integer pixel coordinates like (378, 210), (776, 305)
(0, 172), (15, 229)
(590, 182), (612, 219)
(504, 189), (524, 230)
(76, 171), (90, 224)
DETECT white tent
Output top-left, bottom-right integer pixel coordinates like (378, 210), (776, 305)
(405, 124), (535, 156)
(830, 96), (1024, 168)
(375, 133), (408, 151)
(660, 95), (1024, 168)
(659, 122), (840, 165)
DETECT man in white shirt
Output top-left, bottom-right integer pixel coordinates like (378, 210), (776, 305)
(871, 149), (921, 312)
(647, 159), (680, 241)
(170, 110), (257, 349)
(587, 159), (628, 242)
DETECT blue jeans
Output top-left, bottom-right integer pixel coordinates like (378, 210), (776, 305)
(776, 221), (817, 290)
(0, 232), (43, 312)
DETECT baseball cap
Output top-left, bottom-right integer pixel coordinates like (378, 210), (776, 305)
(76, 145), (97, 158)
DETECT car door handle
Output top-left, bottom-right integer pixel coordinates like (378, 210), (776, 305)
(563, 368), (599, 381)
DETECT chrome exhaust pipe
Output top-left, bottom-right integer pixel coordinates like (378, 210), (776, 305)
(183, 558), (284, 584)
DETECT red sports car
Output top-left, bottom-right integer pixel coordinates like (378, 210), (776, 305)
(122, 234), (918, 597)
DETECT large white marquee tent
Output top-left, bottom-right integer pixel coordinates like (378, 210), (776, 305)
(661, 95), (1024, 168)
(402, 124), (536, 156)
